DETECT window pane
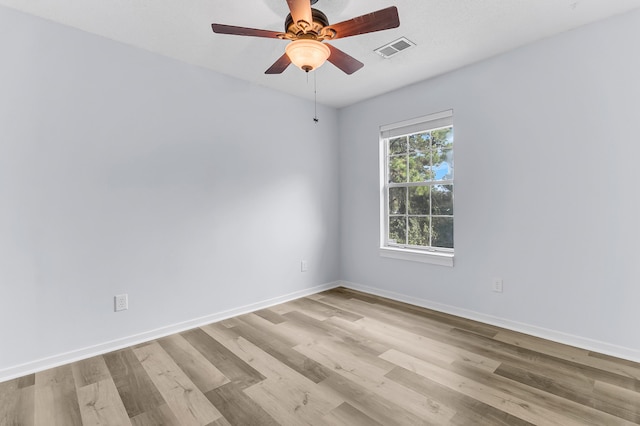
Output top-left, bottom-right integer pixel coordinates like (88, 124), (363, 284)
(408, 152), (431, 182)
(389, 136), (407, 155)
(389, 217), (406, 245)
(389, 187), (406, 214)
(408, 186), (430, 215)
(383, 117), (453, 253)
(388, 156), (407, 183)
(431, 127), (453, 150)
(432, 148), (453, 180)
(432, 217), (454, 248)
(432, 185), (453, 215)
(408, 217), (430, 246)
(409, 132), (430, 154)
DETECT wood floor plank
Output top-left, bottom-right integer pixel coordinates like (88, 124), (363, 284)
(305, 292), (326, 301)
(317, 373), (431, 425)
(205, 382), (279, 426)
(357, 316), (501, 372)
(76, 379), (131, 426)
(593, 380), (640, 423)
(206, 417), (233, 426)
(327, 287), (502, 337)
(16, 387), (35, 426)
(318, 291), (453, 335)
(325, 314), (498, 373)
(382, 348), (637, 426)
(252, 308), (287, 324)
(493, 358), (640, 423)
(281, 311), (392, 370)
(449, 327), (640, 392)
(293, 338), (395, 380)
(16, 375), (35, 389)
(295, 339), (456, 424)
(458, 359), (639, 426)
(181, 328), (266, 390)
(283, 310), (390, 356)
(383, 348), (584, 426)
(287, 297), (363, 322)
(202, 323), (343, 425)
(494, 361), (596, 407)
(129, 404), (181, 426)
(321, 401), (384, 426)
(133, 342), (223, 426)
(386, 366), (535, 426)
(0, 379), (34, 426)
(278, 310), (342, 341)
(34, 365), (82, 426)
(0, 379), (20, 424)
(0, 377), (19, 394)
(263, 302), (295, 316)
(237, 312), (310, 347)
(494, 330), (640, 380)
(448, 408), (534, 426)
(157, 334), (230, 393)
(228, 322), (332, 384)
(217, 318), (243, 328)
(243, 378), (334, 426)
(71, 356), (111, 388)
(102, 348), (165, 418)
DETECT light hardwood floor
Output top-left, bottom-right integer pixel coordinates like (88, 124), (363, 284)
(1, 287), (639, 425)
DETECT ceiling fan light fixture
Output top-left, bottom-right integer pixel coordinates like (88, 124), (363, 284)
(285, 39), (330, 72)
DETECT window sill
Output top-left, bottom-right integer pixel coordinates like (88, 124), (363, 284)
(379, 247), (454, 267)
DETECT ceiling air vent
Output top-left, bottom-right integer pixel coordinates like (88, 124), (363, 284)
(374, 37), (415, 59)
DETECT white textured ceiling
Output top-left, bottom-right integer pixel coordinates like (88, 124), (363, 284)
(2, 0), (640, 108)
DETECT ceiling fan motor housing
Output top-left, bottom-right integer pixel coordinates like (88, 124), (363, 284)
(284, 8), (335, 40)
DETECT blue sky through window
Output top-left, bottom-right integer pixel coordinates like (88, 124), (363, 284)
(434, 162), (450, 180)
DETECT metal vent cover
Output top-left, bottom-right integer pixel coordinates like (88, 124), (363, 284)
(374, 37), (416, 59)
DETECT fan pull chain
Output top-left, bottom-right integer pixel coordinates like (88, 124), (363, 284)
(313, 71), (319, 123)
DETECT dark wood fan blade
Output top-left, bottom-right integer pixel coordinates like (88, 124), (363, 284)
(265, 53), (292, 74)
(326, 44), (364, 75)
(327, 6), (400, 39)
(286, 0), (313, 26)
(211, 24), (282, 39)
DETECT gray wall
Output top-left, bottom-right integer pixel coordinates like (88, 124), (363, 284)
(339, 9), (640, 359)
(0, 6), (340, 375)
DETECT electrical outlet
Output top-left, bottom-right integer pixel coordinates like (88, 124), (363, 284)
(492, 278), (503, 293)
(114, 294), (128, 311)
(301, 260), (308, 272)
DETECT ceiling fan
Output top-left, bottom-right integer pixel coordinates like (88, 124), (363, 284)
(211, 0), (400, 75)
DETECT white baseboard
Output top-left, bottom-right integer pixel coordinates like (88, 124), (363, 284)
(339, 280), (640, 364)
(0, 281), (340, 383)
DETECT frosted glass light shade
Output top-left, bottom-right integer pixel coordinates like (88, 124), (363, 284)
(285, 39), (330, 72)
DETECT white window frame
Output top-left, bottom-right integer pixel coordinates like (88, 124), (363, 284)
(379, 110), (454, 267)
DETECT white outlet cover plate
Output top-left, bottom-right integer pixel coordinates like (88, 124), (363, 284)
(115, 294), (128, 311)
(492, 278), (503, 292)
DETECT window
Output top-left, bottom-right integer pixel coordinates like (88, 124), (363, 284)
(380, 110), (454, 266)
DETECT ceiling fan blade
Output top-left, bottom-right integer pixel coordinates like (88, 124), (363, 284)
(286, 0), (313, 26)
(326, 44), (364, 75)
(211, 23), (282, 39)
(327, 6), (400, 40)
(265, 53), (292, 74)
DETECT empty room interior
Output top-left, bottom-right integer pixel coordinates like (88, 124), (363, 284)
(1, 0), (640, 424)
